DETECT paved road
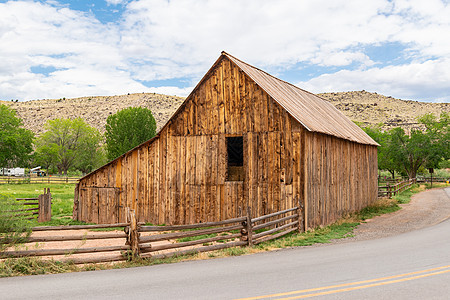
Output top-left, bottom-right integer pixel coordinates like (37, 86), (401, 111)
(1, 188), (450, 299)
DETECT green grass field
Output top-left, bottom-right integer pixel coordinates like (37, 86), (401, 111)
(0, 183), (78, 226)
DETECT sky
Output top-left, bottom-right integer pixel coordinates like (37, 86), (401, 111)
(1, 0), (450, 103)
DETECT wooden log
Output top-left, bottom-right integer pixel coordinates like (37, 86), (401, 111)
(128, 209), (140, 256)
(38, 191), (52, 223)
(10, 202), (38, 206)
(140, 240), (248, 259)
(139, 216), (247, 232)
(15, 198), (39, 201)
(140, 233), (241, 252)
(251, 207), (298, 223)
(253, 227), (298, 245)
(14, 233), (128, 243)
(0, 245), (131, 258)
(139, 224), (244, 244)
(31, 223), (131, 231)
(252, 220), (299, 240)
(4, 207), (39, 213)
(2, 211), (37, 218)
(252, 214), (298, 231)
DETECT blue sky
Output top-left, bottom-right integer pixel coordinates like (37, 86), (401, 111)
(1, 0), (450, 103)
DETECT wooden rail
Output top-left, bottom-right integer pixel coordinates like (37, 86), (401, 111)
(1, 203), (305, 264)
(378, 176), (449, 198)
(138, 203), (303, 259)
(0, 176), (79, 184)
(416, 177), (448, 183)
(2, 189), (52, 222)
(0, 222), (131, 264)
(378, 178), (417, 198)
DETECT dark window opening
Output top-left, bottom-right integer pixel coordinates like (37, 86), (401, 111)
(226, 136), (244, 181)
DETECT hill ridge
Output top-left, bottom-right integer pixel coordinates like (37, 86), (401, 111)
(4, 91), (449, 136)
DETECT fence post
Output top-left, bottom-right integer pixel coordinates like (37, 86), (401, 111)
(73, 183), (79, 220)
(245, 206), (253, 246)
(126, 208), (140, 258)
(297, 196), (304, 233)
(387, 183), (391, 198)
(38, 188), (51, 222)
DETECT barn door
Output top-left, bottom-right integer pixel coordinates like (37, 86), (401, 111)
(79, 187), (121, 224)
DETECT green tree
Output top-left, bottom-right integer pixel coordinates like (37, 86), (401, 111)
(33, 143), (58, 173)
(105, 107), (156, 161)
(385, 113), (448, 179)
(363, 124), (397, 179)
(0, 105), (34, 170)
(75, 144), (106, 175)
(35, 118), (103, 175)
(362, 113), (449, 179)
(418, 112), (449, 164)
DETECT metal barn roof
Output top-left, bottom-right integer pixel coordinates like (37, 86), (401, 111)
(223, 52), (379, 146)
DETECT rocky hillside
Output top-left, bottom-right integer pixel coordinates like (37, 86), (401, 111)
(2, 93), (185, 136)
(318, 91), (449, 131)
(3, 90), (449, 136)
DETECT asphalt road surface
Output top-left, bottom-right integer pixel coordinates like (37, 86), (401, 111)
(1, 189), (450, 299)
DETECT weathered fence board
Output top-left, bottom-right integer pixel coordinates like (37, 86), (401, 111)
(378, 178), (417, 198)
(2, 189), (52, 222)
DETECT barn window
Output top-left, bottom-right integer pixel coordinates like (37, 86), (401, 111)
(226, 136), (244, 181)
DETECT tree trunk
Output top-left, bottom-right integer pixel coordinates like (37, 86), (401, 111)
(389, 170), (395, 179)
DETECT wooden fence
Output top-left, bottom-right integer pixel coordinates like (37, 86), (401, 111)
(0, 223), (130, 264)
(378, 176), (450, 198)
(0, 176), (79, 184)
(417, 177), (448, 183)
(378, 178), (417, 198)
(3, 189), (52, 222)
(1, 205), (303, 264)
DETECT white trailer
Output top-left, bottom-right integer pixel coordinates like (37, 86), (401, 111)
(1, 167), (25, 176)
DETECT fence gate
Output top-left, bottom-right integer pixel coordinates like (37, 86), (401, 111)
(78, 187), (121, 224)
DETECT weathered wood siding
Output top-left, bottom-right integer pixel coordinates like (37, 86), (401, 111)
(75, 56), (378, 227)
(302, 131), (378, 229)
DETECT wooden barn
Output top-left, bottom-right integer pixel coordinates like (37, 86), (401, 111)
(73, 52), (379, 229)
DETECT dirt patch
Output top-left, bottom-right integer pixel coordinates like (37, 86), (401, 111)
(339, 187), (450, 243)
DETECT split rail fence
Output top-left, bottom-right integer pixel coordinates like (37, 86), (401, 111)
(0, 204), (304, 265)
(417, 177), (448, 184)
(0, 176), (79, 184)
(0, 223), (130, 264)
(378, 178), (417, 198)
(2, 189), (52, 222)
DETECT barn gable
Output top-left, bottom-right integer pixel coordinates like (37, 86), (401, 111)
(222, 52), (378, 146)
(75, 52), (378, 229)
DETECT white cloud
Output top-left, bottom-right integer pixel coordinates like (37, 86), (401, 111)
(310, 51), (374, 67)
(297, 58), (450, 102)
(1, 0), (450, 102)
(105, 0), (126, 5)
(119, 0), (398, 72)
(0, 1), (133, 100)
(147, 86), (193, 97)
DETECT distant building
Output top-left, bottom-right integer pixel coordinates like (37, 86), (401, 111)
(30, 166), (46, 177)
(1, 167), (25, 177)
